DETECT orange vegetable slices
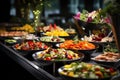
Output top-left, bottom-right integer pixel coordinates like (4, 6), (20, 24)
(60, 40), (95, 50)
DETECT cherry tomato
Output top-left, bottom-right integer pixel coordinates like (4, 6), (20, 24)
(21, 46), (29, 50)
(53, 24), (57, 29)
(44, 45), (48, 49)
(67, 55), (72, 59)
(28, 41), (33, 45)
(45, 57), (51, 61)
(109, 68), (114, 72)
(95, 67), (100, 71)
(14, 44), (19, 48)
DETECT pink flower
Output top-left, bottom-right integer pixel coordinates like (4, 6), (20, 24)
(104, 17), (110, 23)
(73, 12), (80, 20)
(87, 17), (92, 23)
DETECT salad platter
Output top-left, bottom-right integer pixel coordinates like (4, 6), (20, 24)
(58, 62), (119, 80)
(39, 36), (65, 44)
(32, 48), (84, 63)
(12, 40), (49, 56)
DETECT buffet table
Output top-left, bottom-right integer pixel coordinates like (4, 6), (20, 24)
(0, 21), (120, 80)
(1, 40), (120, 80)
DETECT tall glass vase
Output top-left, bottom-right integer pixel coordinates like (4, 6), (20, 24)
(32, 9), (41, 34)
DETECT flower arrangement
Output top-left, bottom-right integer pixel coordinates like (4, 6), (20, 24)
(73, 9), (110, 24)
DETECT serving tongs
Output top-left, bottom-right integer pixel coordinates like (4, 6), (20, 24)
(111, 70), (120, 80)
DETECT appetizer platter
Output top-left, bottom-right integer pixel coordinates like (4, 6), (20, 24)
(82, 34), (113, 43)
(13, 34), (39, 40)
(91, 52), (120, 63)
(0, 31), (28, 37)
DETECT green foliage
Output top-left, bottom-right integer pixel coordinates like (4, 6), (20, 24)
(102, 0), (120, 15)
(104, 43), (119, 53)
(20, 0), (51, 11)
(80, 10), (88, 21)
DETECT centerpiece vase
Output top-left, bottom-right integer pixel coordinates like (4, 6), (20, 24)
(32, 9), (41, 34)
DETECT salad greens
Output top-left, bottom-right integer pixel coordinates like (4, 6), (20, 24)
(40, 36), (65, 42)
(59, 62), (118, 79)
(36, 48), (81, 61)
